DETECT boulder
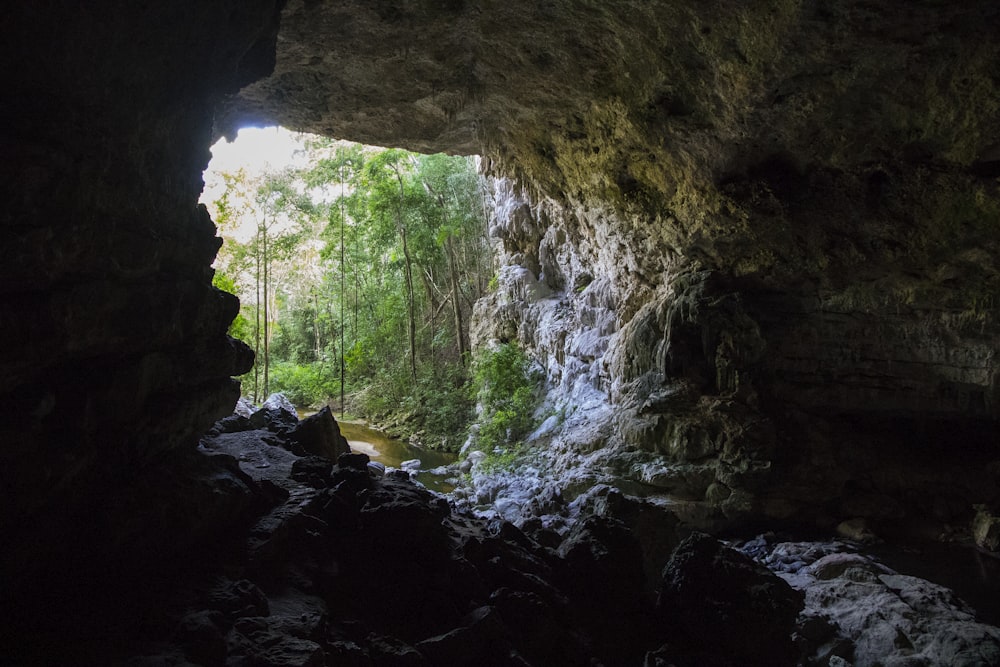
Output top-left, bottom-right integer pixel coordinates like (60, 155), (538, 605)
(290, 456), (334, 488)
(289, 407), (351, 461)
(234, 397), (257, 419)
(747, 538), (1000, 667)
(657, 532), (803, 666)
(263, 393), (298, 415)
(414, 606), (512, 666)
(249, 404), (299, 434)
(338, 452), (371, 472)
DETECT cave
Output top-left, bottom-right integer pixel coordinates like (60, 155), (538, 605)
(2, 2), (999, 665)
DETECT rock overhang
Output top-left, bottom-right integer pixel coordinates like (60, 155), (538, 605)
(1, 0), (998, 566)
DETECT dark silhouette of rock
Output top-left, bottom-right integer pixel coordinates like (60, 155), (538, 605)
(289, 406), (351, 460)
(290, 456), (334, 488)
(656, 532), (804, 666)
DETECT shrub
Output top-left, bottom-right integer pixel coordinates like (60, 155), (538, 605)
(471, 342), (540, 454)
(269, 361), (339, 408)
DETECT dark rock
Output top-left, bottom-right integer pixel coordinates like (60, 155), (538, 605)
(211, 413), (253, 434)
(176, 610), (227, 666)
(326, 640), (371, 667)
(250, 401), (299, 434)
(415, 606), (512, 667)
(289, 406), (351, 460)
(207, 579), (270, 621)
(556, 515), (651, 663)
(290, 456), (334, 488)
(227, 625), (325, 667)
(124, 653), (203, 667)
(557, 515), (647, 606)
(657, 532), (804, 666)
(367, 635), (428, 667)
(490, 588), (591, 667)
(338, 451), (372, 471)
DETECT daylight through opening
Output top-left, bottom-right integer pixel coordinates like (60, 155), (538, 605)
(200, 127), (534, 491)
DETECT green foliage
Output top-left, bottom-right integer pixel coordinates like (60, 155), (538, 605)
(212, 270), (252, 343)
(269, 361), (339, 408)
(209, 137), (491, 446)
(476, 442), (526, 475)
(471, 342), (540, 455)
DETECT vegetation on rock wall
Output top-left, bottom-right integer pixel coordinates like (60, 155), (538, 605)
(469, 341), (542, 467)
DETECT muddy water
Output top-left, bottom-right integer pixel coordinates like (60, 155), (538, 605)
(338, 421), (459, 493)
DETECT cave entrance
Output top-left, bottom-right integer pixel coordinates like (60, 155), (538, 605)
(200, 126), (490, 471)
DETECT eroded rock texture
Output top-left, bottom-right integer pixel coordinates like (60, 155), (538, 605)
(2, 1), (1000, 661)
(215, 1), (1000, 531)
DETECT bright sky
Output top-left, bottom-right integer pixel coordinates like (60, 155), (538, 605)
(200, 126), (314, 243)
(200, 126), (310, 206)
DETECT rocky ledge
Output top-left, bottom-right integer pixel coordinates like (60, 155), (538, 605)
(7, 405), (998, 667)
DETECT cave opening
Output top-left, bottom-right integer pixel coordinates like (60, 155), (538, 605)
(4, 1), (1000, 664)
(199, 125), (503, 491)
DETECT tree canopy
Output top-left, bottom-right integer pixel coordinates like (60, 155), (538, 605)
(207, 138), (494, 450)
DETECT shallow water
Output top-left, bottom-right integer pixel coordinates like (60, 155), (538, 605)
(338, 421), (459, 493)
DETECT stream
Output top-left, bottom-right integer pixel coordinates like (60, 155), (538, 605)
(338, 420), (460, 493)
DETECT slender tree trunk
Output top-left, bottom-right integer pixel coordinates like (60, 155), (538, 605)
(262, 223), (270, 397)
(446, 234), (467, 365)
(400, 225), (417, 384)
(254, 230), (262, 403)
(340, 166), (347, 416)
(312, 291), (321, 361)
(392, 165), (417, 384)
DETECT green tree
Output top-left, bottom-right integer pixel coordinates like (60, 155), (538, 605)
(209, 138), (493, 449)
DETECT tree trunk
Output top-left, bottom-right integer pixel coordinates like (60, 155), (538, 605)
(340, 171), (347, 416)
(400, 225), (417, 384)
(262, 223), (270, 397)
(253, 229), (262, 402)
(446, 234), (467, 365)
(393, 165), (418, 384)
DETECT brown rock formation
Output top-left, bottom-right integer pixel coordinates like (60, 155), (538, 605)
(215, 0), (1000, 530)
(1, 0), (999, 644)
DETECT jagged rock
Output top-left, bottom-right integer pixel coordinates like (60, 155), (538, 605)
(263, 393), (298, 415)
(250, 404), (299, 434)
(657, 532), (804, 666)
(290, 456), (334, 489)
(227, 619), (325, 667)
(5, 3), (1000, 665)
(400, 458), (421, 472)
(366, 635), (427, 667)
(234, 398), (257, 419)
(176, 610), (227, 666)
(338, 451), (371, 472)
(210, 413), (253, 435)
(207, 579), (270, 621)
(289, 406), (351, 461)
(414, 606), (512, 666)
(489, 588), (591, 667)
(750, 538), (1000, 667)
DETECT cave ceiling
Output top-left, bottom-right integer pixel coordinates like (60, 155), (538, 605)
(218, 0), (1000, 199)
